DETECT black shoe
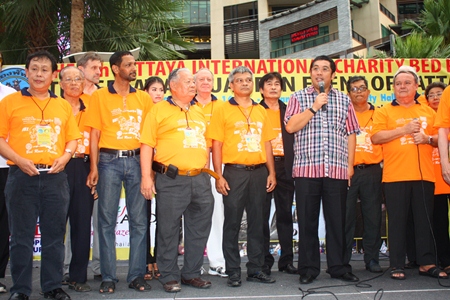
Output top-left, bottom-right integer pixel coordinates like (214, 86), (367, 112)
(246, 271), (276, 283)
(262, 264), (271, 275)
(332, 272), (359, 282)
(8, 293), (29, 300)
(279, 263), (298, 274)
(365, 260), (382, 273)
(227, 273), (241, 287)
(299, 274), (314, 284)
(43, 288), (71, 300)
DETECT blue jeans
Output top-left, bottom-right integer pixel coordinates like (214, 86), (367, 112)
(97, 152), (147, 283)
(5, 166), (70, 296)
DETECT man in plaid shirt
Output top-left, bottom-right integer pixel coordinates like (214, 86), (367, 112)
(285, 55), (360, 285)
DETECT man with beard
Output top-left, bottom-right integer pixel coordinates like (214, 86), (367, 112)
(85, 51), (153, 293)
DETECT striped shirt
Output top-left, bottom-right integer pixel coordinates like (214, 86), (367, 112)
(285, 85), (360, 180)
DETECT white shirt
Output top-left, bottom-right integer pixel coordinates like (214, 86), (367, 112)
(0, 83), (17, 168)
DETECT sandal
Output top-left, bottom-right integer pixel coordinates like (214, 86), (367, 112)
(144, 268), (153, 281)
(390, 268), (406, 280)
(128, 277), (151, 292)
(419, 266), (449, 279)
(69, 282), (91, 292)
(99, 281), (115, 294)
(153, 268), (161, 279)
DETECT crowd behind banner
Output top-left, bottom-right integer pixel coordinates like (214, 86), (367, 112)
(0, 58), (448, 260)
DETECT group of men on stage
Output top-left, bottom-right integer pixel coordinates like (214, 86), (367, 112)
(1, 51), (449, 300)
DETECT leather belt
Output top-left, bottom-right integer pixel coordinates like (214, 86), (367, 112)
(35, 164), (52, 170)
(72, 153), (89, 162)
(100, 148), (140, 157)
(354, 163), (378, 170)
(225, 163), (265, 171)
(152, 161), (219, 180)
(274, 156), (284, 162)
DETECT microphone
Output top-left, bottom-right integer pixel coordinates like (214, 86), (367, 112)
(319, 81), (326, 111)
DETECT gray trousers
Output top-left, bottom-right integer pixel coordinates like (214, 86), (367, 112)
(155, 172), (214, 284)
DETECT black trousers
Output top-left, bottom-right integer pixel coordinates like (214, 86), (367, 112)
(344, 164), (382, 266)
(263, 159), (295, 269)
(384, 181), (436, 269)
(223, 165), (268, 276)
(295, 177), (351, 278)
(0, 168), (9, 279)
(66, 158), (94, 283)
(433, 194), (450, 268)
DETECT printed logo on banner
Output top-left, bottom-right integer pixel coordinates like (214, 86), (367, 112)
(34, 219), (41, 255)
(0, 67), (28, 91)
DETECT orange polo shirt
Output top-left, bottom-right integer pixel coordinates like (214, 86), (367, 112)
(354, 103), (382, 165)
(0, 89), (81, 165)
(85, 83), (153, 150)
(265, 108), (284, 157)
(140, 98), (208, 170)
(207, 98), (277, 165)
(435, 86), (450, 128)
(372, 100), (436, 183)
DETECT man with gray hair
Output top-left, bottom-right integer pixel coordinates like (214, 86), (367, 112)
(140, 68), (215, 293)
(372, 65), (447, 280)
(208, 66), (277, 287)
(77, 52), (103, 96)
(59, 66), (95, 292)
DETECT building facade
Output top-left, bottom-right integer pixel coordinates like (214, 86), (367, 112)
(181, 1), (422, 60)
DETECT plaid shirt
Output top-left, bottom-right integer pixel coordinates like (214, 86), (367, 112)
(285, 86), (360, 179)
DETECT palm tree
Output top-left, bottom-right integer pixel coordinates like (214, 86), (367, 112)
(0, 0), (194, 64)
(402, 0), (450, 45)
(373, 32), (450, 58)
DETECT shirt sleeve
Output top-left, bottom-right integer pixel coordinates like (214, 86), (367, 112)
(435, 86), (450, 128)
(284, 93), (301, 125)
(346, 101), (360, 135)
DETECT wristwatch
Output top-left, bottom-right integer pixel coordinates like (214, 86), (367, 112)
(65, 149), (72, 154)
(428, 136), (433, 144)
(309, 107), (317, 115)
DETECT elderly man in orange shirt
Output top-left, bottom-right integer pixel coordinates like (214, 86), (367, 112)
(140, 68), (214, 293)
(371, 66), (447, 280)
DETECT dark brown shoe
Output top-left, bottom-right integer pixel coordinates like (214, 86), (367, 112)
(163, 281), (181, 293)
(181, 277), (212, 289)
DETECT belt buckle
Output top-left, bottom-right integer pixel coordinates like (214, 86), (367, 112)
(356, 164), (364, 170)
(118, 150), (128, 158)
(245, 165), (255, 171)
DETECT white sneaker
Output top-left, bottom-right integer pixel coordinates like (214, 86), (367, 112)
(0, 282), (6, 293)
(208, 266), (228, 278)
(200, 266), (206, 275)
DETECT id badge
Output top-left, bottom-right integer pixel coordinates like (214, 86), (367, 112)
(36, 124), (52, 147)
(245, 133), (260, 152)
(184, 128), (198, 148)
(356, 131), (367, 145)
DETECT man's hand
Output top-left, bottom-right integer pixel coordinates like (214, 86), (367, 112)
(48, 152), (71, 174)
(404, 119), (420, 135)
(411, 132), (428, 145)
(313, 93), (328, 111)
(86, 168), (98, 189)
(348, 166), (354, 186)
(215, 176), (230, 196)
(16, 157), (39, 176)
(141, 176), (156, 200)
(266, 173), (276, 192)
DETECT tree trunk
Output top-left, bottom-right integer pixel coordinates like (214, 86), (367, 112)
(70, 0), (85, 54)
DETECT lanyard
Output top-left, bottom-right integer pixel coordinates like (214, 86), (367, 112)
(31, 97), (52, 125)
(238, 105), (254, 133)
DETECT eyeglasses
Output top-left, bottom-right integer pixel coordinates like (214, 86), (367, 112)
(233, 78), (252, 84)
(63, 77), (83, 84)
(428, 93), (442, 100)
(350, 86), (368, 93)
